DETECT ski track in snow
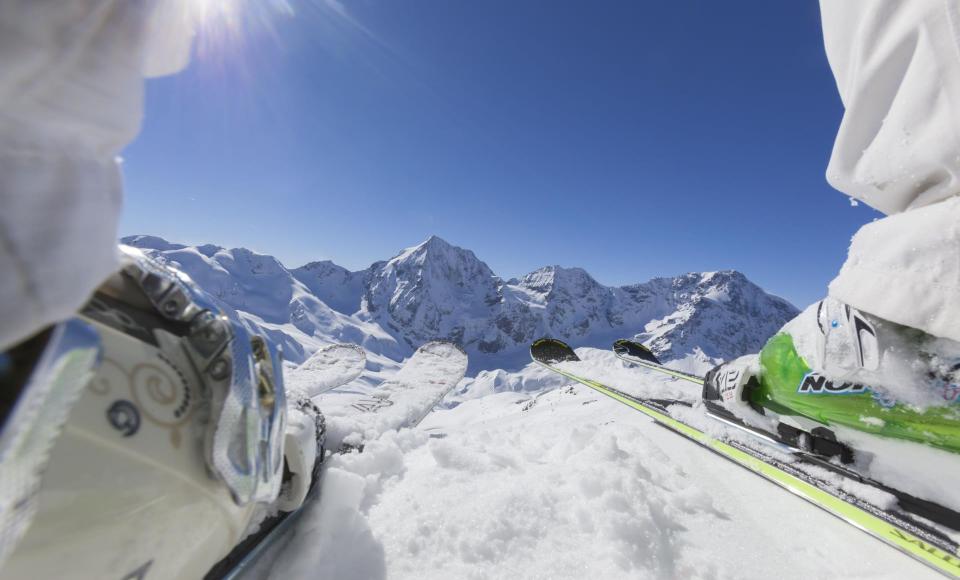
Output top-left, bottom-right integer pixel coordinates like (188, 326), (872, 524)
(262, 348), (938, 580)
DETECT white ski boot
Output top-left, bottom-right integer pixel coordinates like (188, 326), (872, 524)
(0, 246), (324, 580)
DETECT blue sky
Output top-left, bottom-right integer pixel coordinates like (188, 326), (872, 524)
(121, 0), (880, 308)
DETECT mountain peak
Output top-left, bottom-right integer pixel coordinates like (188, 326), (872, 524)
(298, 259), (340, 271)
(121, 234), (184, 252)
(389, 236), (487, 271)
(410, 235), (454, 254)
(364, 236), (501, 343)
(519, 265), (598, 295)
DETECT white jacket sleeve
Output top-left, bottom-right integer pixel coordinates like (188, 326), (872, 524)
(820, 0), (960, 341)
(0, 0), (194, 351)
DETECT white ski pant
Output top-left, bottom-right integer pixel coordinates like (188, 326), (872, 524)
(821, 0), (960, 342)
(0, 0), (193, 352)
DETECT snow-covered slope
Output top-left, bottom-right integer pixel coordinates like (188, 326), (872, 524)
(122, 235), (797, 371)
(263, 348), (939, 580)
(291, 260), (366, 316)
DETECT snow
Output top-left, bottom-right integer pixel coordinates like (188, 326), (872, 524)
(837, 426), (960, 515)
(859, 415), (886, 428)
(257, 348), (938, 579)
(292, 260), (364, 316)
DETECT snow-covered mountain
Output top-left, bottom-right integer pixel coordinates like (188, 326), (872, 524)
(120, 235), (403, 363)
(121, 234), (798, 370)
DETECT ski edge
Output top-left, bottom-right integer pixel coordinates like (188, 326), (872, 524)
(532, 345), (960, 579)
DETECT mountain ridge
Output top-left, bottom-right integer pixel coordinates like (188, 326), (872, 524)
(121, 234), (798, 372)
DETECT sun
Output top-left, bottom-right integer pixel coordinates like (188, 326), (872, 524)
(193, 0), (240, 27)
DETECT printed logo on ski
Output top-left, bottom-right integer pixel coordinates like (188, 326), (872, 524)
(797, 372), (868, 395)
(887, 528), (960, 571)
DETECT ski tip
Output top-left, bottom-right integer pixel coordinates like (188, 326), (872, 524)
(417, 339), (468, 357)
(296, 343), (366, 372)
(612, 339), (660, 365)
(326, 343), (367, 359)
(530, 338), (580, 364)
